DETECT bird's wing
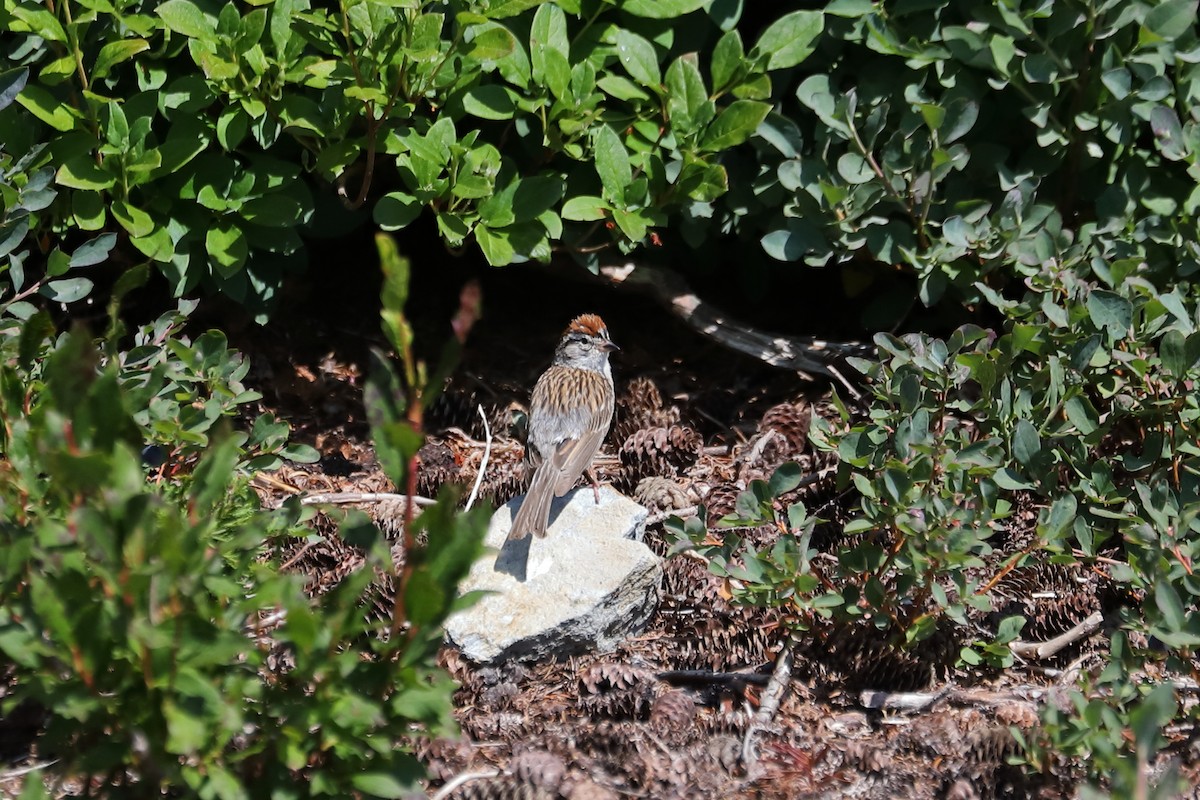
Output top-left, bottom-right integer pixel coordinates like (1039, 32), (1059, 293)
(551, 426), (608, 496)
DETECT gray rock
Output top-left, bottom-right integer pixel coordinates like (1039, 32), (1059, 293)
(445, 485), (660, 664)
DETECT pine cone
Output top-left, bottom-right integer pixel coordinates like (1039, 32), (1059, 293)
(759, 402), (811, 454)
(511, 750), (566, 792)
(580, 661), (656, 694)
(703, 483), (743, 521)
(477, 443), (529, 506)
(634, 476), (690, 513)
(619, 425), (702, 485)
(650, 690), (696, 732)
(613, 377), (681, 443)
(416, 440), (461, 498)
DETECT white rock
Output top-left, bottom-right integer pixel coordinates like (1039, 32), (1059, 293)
(445, 485), (660, 664)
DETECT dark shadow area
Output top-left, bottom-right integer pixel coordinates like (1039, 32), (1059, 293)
(494, 532), (531, 582)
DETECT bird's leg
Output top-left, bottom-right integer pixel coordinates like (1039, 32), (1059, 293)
(586, 468), (602, 504)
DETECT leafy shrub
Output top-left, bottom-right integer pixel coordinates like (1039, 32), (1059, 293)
(744, 0), (1200, 324)
(0, 238), (488, 797)
(670, 250), (1200, 790)
(1, 0), (825, 314)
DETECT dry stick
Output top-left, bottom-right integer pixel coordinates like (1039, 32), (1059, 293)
(1, 760), (60, 780)
(859, 687), (954, 712)
(278, 541), (317, 572)
(464, 404), (491, 512)
(299, 491), (436, 508)
(597, 261), (870, 399)
(1009, 611), (1105, 660)
(430, 770), (501, 800)
(858, 686), (1058, 712)
(740, 643), (795, 775)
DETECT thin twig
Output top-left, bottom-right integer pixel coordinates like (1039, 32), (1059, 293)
(1009, 611), (1104, 660)
(859, 687), (953, 712)
(299, 491), (436, 507)
(1, 760), (59, 779)
(246, 609), (288, 633)
(741, 643), (794, 775)
(597, 261), (871, 390)
(278, 541), (318, 572)
(858, 685), (1071, 712)
(464, 404), (491, 512)
(430, 770), (501, 800)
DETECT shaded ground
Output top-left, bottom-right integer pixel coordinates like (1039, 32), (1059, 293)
(230, 260), (1144, 800)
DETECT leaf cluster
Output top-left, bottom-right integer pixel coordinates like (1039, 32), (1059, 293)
(0, 256), (488, 798)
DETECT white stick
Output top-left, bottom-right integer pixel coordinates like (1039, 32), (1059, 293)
(464, 404), (491, 512)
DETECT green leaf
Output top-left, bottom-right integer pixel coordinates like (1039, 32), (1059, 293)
(130, 227), (175, 262)
(40, 277), (94, 303)
(768, 462), (802, 497)
(1130, 683), (1177, 755)
(596, 75), (651, 101)
(1012, 419), (1041, 467)
(1155, 581), (1187, 631)
(711, 30), (745, 92)
(461, 85), (517, 120)
(57, 156), (115, 191)
(485, 0), (547, 18)
(0, 67), (29, 113)
(561, 195), (609, 221)
(374, 192), (423, 231)
(376, 232), (410, 321)
(610, 207), (648, 241)
(1161, 329), (1190, 378)
(111, 200), (155, 237)
(1064, 395), (1098, 435)
(17, 767), (49, 799)
(206, 221), (248, 275)
(1150, 105), (1187, 161)
(157, 0), (217, 41)
(69, 234), (116, 268)
(530, 3), (569, 93)
(464, 23), (517, 61)
(475, 224), (515, 266)
(593, 125), (632, 205)
(760, 218), (827, 261)
(754, 10), (824, 70)
(621, 0), (705, 16)
(17, 84), (80, 131)
(699, 100), (770, 151)
(666, 55), (709, 135)
(352, 769), (418, 798)
(479, 175), (563, 226)
(614, 28), (661, 87)
(1142, 0), (1197, 41)
(1087, 290), (1133, 338)
(93, 39), (150, 79)
(270, 0), (299, 53)
(1040, 495), (1077, 540)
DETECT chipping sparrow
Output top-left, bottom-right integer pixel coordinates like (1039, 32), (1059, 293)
(507, 314), (618, 541)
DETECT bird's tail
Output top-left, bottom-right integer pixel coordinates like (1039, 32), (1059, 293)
(507, 463), (557, 541)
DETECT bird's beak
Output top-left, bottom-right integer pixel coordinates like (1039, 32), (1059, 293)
(600, 340), (619, 353)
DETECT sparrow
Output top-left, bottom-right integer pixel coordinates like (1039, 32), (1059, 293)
(507, 314), (618, 541)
